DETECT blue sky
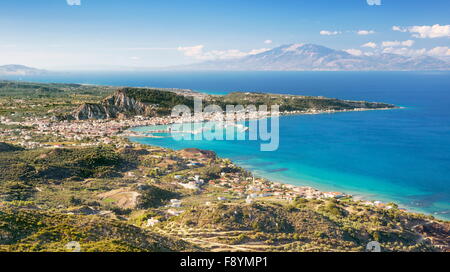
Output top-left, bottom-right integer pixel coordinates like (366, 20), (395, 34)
(0, 0), (449, 69)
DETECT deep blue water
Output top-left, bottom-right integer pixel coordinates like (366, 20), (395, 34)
(3, 71), (450, 219)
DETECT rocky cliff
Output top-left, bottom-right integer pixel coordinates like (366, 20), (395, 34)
(71, 86), (396, 120)
(71, 87), (196, 120)
(72, 89), (156, 120)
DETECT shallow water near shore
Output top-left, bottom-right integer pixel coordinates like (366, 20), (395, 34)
(6, 71), (450, 220)
(130, 107), (450, 219)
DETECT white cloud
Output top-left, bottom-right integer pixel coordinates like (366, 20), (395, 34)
(357, 30), (375, 35)
(177, 45), (270, 60)
(393, 24), (450, 39)
(66, 0), (81, 6)
(321, 29), (375, 36)
(264, 40), (273, 44)
(409, 24), (450, 38)
(362, 42), (377, 48)
(382, 40), (415, 47)
(366, 0), (381, 5)
(344, 49), (363, 56)
(383, 45), (450, 57)
(427, 46), (450, 57)
(203, 49), (248, 60)
(392, 26), (407, 32)
(177, 45), (205, 58)
(401, 40), (415, 47)
(130, 57), (140, 60)
(320, 30), (341, 36)
(382, 47), (426, 56)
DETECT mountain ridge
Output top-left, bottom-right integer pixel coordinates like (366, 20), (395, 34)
(176, 43), (450, 71)
(70, 86), (396, 120)
(0, 64), (47, 76)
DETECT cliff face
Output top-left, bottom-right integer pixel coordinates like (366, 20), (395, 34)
(71, 87), (396, 120)
(72, 89), (154, 120)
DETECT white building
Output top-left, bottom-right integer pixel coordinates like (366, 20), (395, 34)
(146, 218), (160, 227)
(167, 209), (183, 216)
(170, 199), (182, 208)
(178, 182), (199, 190)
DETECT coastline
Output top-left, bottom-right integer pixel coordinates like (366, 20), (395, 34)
(129, 133), (448, 221)
(122, 105), (402, 136)
(128, 131), (450, 222)
(123, 106), (449, 222)
(0, 79), (445, 221)
(1, 79), (449, 251)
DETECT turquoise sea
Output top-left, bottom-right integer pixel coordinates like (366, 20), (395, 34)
(4, 71), (450, 219)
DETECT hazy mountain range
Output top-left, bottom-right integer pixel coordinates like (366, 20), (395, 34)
(1, 44), (449, 73)
(0, 64), (47, 76)
(176, 44), (450, 71)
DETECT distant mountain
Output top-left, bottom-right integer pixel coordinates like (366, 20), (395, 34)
(177, 44), (450, 71)
(0, 64), (47, 76)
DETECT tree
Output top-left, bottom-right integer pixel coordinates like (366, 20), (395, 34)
(4, 181), (35, 201)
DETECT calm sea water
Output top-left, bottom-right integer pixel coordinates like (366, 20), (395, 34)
(4, 71), (450, 219)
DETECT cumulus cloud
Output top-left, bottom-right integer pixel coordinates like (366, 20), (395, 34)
(362, 42), (377, 48)
(264, 40), (273, 44)
(427, 46), (450, 57)
(67, 0), (81, 6)
(357, 30), (375, 35)
(382, 40), (415, 47)
(366, 0), (381, 5)
(401, 40), (415, 47)
(382, 46), (450, 57)
(177, 45), (270, 60)
(392, 26), (407, 32)
(393, 24), (450, 39)
(320, 30), (341, 36)
(382, 47), (426, 56)
(321, 30), (375, 36)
